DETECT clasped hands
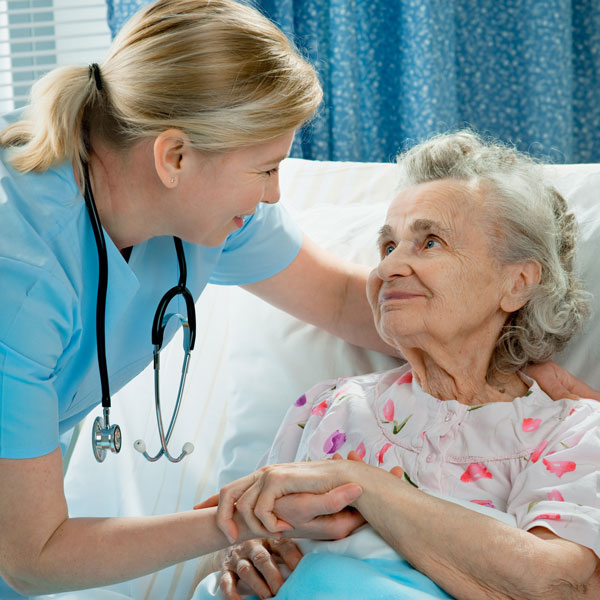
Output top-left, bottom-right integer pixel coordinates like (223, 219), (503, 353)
(194, 452), (404, 599)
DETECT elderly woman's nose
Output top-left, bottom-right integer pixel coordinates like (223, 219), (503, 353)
(377, 249), (413, 280)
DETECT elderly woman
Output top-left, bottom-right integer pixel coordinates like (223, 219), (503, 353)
(205, 132), (600, 599)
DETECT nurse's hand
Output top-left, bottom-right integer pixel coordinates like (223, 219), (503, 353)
(524, 360), (600, 401)
(197, 460), (364, 542)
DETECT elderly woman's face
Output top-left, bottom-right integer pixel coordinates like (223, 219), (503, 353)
(367, 179), (514, 349)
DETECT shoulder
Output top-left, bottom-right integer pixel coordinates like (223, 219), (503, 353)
(223, 202), (296, 250)
(299, 366), (409, 409)
(210, 202), (302, 285)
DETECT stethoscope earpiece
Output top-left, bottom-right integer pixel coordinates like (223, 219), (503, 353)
(133, 438), (194, 460)
(133, 439), (146, 453)
(182, 442), (195, 455)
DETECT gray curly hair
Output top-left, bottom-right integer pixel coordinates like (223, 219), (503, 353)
(395, 131), (590, 375)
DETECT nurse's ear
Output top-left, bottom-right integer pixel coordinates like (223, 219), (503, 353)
(153, 129), (191, 188)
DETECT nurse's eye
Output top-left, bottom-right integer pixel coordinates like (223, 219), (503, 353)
(424, 236), (441, 250)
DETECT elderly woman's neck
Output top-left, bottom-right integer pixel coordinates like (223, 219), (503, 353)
(401, 346), (529, 405)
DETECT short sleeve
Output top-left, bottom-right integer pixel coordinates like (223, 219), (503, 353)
(0, 261), (74, 458)
(209, 202), (302, 285)
(506, 402), (600, 557)
(265, 379), (337, 465)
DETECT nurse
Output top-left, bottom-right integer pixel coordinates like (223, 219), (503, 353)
(0, 0), (592, 596)
(0, 0), (369, 595)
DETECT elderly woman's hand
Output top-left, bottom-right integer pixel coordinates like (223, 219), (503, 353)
(525, 361), (600, 401)
(218, 538), (303, 600)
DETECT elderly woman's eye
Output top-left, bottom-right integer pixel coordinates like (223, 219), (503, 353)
(383, 243), (395, 256)
(424, 237), (441, 250)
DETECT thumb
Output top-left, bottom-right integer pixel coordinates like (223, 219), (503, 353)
(318, 483), (363, 515)
(334, 482), (363, 506)
(274, 484), (363, 524)
(193, 493), (219, 510)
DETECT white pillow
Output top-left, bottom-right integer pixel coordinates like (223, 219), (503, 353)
(546, 166), (600, 387)
(218, 160), (600, 487)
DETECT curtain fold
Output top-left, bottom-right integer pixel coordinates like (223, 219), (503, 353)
(105, 0), (600, 163)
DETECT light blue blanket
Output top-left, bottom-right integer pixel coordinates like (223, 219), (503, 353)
(193, 494), (518, 600)
(255, 553), (453, 600)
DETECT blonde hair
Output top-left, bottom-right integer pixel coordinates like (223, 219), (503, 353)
(0, 0), (322, 186)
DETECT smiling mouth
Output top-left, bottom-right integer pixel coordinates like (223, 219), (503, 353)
(235, 211), (255, 219)
(379, 292), (425, 303)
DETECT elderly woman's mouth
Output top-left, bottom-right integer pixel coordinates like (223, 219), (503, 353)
(379, 290), (426, 303)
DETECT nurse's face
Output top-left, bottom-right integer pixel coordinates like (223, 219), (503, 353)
(175, 130), (295, 247)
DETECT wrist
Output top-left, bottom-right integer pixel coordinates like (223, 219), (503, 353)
(350, 464), (404, 511)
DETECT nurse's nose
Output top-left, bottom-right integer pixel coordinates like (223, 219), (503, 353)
(262, 172), (281, 205)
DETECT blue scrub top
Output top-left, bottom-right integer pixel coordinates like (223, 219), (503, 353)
(0, 133), (302, 459)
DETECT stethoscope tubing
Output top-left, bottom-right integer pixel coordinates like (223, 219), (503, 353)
(83, 161), (195, 463)
(83, 162), (112, 409)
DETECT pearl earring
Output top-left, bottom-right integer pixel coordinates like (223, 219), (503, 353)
(170, 177), (175, 184)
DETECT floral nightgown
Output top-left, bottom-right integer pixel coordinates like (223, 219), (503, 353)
(265, 364), (600, 557)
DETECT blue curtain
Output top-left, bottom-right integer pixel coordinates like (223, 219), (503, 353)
(105, 0), (600, 163)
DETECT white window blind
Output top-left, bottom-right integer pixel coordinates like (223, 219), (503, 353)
(0, 0), (112, 112)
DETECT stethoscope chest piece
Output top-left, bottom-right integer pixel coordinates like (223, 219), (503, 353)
(92, 411), (122, 462)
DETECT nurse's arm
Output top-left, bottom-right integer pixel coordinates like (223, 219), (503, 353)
(0, 447), (362, 595)
(243, 234), (398, 355)
(0, 448), (238, 595)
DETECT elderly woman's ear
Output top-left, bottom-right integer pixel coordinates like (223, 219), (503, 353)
(499, 260), (542, 313)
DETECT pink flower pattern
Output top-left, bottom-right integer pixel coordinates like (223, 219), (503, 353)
(522, 418), (542, 432)
(460, 463), (493, 483)
(543, 458), (576, 478)
(311, 400), (327, 416)
(377, 443), (392, 465)
(383, 398), (395, 422)
(471, 499), (496, 509)
(355, 441), (366, 459)
(547, 489), (565, 502)
(396, 371), (413, 386)
(530, 440), (549, 463)
(534, 513), (561, 521)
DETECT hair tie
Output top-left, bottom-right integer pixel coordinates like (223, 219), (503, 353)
(88, 63), (103, 91)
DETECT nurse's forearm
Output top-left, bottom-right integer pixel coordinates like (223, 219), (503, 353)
(243, 236), (400, 356)
(7, 508), (241, 595)
(334, 260), (400, 355)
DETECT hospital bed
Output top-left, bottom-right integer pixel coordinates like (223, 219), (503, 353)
(46, 157), (600, 600)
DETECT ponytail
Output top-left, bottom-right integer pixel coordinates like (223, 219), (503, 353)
(0, 64), (102, 188)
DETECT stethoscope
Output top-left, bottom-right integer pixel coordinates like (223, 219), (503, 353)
(83, 162), (196, 463)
